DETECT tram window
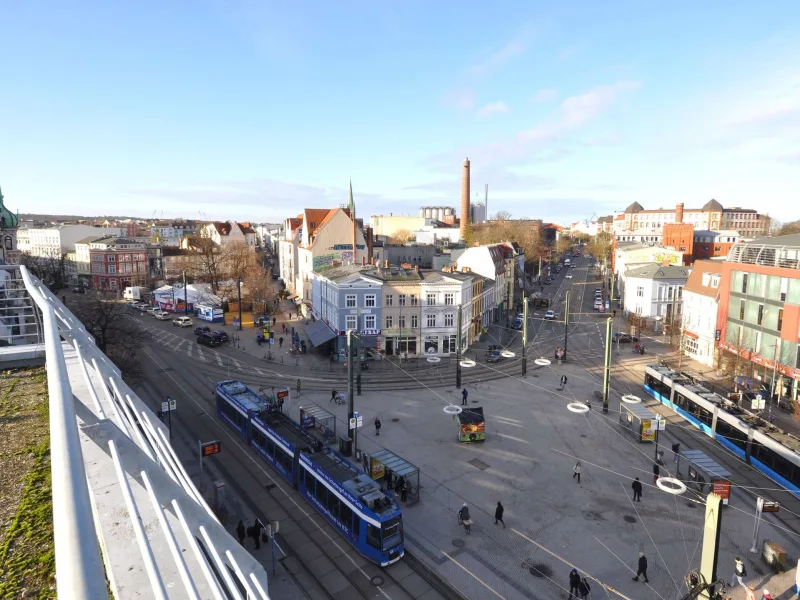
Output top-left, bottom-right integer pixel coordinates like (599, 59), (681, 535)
(251, 428), (264, 448)
(304, 469), (315, 494)
(276, 448), (292, 471)
(382, 516), (402, 550)
(772, 454), (794, 481)
(220, 400), (246, 431)
(717, 422), (746, 449)
(698, 407), (712, 425)
(327, 490), (340, 518)
(266, 438), (275, 456)
(366, 524), (381, 549)
(340, 504), (353, 530)
(353, 516), (360, 538)
(315, 482), (327, 505)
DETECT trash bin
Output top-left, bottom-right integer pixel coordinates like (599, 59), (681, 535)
(339, 437), (352, 457)
(763, 540), (787, 572)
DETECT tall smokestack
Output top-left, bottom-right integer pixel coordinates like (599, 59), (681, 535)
(460, 158), (470, 241)
(675, 202), (684, 224)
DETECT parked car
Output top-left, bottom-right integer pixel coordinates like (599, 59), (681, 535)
(197, 333), (221, 347)
(154, 311), (171, 320)
(147, 307), (160, 316)
(512, 318), (523, 330)
(194, 326), (211, 336)
(565, 274), (573, 279)
(487, 350), (503, 363)
(173, 316), (193, 327)
(72, 287), (86, 294)
(127, 301), (140, 308)
(212, 330), (229, 343)
(544, 310), (555, 320)
(544, 277), (552, 285)
(613, 333), (638, 344)
(137, 304), (150, 312)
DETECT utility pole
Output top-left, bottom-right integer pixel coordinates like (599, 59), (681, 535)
(602, 317), (612, 413)
(183, 270), (188, 315)
(521, 296), (528, 376)
(538, 256), (542, 284)
(347, 330), (355, 455)
(563, 291), (570, 362)
(237, 279), (243, 331)
(770, 341), (780, 400)
(456, 304), (462, 388)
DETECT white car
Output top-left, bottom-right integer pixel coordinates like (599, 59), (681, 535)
(146, 307), (160, 316)
(154, 311), (171, 320)
(173, 316), (193, 327)
(565, 274), (573, 279)
(544, 310), (556, 320)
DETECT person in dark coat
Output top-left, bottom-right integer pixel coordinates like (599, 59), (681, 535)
(400, 481), (407, 502)
(251, 519), (263, 550)
(569, 569), (581, 598)
(236, 520), (246, 545)
(331, 389), (338, 403)
(375, 417), (382, 436)
(494, 502), (505, 528)
(632, 477), (643, 502)
(462, 388), (468, 406)
(632, 552), (649, 583)
(653, 462), (660, 484)
(578, 577), (591, 599)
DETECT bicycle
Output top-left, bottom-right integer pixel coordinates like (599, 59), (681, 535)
(266, 351), (274, 361)
(457, 510), (472, 534)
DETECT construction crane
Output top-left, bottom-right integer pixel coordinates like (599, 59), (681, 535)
(584, 212), (598, 226)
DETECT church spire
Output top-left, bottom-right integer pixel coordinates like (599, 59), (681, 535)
(347, 178), (355, 215)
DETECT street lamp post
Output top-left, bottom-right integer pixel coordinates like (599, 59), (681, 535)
(237, 279), (243, 331)
(563, 291), (570, 362)
(521, 296), (528, 376)
(183, 270), (188, 315)
(456, 304), (462, 389)
(602, 317), (613, 414)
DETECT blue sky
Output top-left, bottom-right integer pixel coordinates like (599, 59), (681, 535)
(2, 1), (799, 225)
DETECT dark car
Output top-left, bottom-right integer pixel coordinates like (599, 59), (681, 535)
(544, 277), (552, 285)
(72, 287), (85, 294)
(194, 326), (211, 336)
(212, 330), (229, 343)
(613, 333), (638, 344)
(512, 318), (523, 330)
(487, 350), (503, 363)
(197, 333), (221, 347)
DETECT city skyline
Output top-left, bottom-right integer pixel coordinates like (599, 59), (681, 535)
(2, 2), (799, 224)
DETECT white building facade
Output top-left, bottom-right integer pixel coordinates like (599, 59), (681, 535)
(680, 261), (721, 367)
(420, 271), (472, 355)
(453, 244), (509, 319)
(18, 225), (122, 258)
(622, 263), (690, 319)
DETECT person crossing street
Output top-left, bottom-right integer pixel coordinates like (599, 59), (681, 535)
(462, 388), (468, 406)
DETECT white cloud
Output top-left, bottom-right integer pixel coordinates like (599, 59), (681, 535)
(476, 101), (509, 118)
(532, 88), (559, 104)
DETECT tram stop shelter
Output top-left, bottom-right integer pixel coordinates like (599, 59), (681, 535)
(298, 403), (337, 444)
(619, 403), (659, 443)
(365, 449), (420, 506)
(678, 449), (732, 504)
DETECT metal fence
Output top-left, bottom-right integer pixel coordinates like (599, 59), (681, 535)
(19, 266), (270, 600)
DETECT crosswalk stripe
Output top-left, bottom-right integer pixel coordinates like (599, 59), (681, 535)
(187, 343), (193, 359)
(215, 352), (223, 367)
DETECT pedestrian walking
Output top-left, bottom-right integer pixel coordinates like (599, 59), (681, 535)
(374, 417), (382, 436)
(578, 577), (591, 599)
(569, 568), (581, 598)
(272, 317), (276, 327)
(672, 443), (680, 463)
(248, 523), (260, 550)
(730, 556), (747, 589)
(573, 461), (582, 484)
(362, 452), (369, 473)
(279, 336), (283, 348)
(462, 388), (468, 406)
(653, 462), (660, 484)
(632, 477), (643, 502)
(494, 501), (505, 527)
(236, 520), (246, 545)
(560, 374), (568, 387)
(330, 389), (338, 403)
(632, 552), (649, 583)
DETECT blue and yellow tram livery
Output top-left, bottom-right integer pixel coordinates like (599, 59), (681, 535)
(643, 365), (800, 498)
(215, 380), (405, 566)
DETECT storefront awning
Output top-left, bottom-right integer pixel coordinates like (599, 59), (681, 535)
(304, 320), (336, 346)
(684, 330), (699, 340)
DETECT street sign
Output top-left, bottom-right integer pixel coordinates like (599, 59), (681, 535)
(349, 412), (363, 430)
(161, 398), (177, 412)
(201, 440), (221, 457)
(762, 501), (780, 513)
(276, 389), (289, 401)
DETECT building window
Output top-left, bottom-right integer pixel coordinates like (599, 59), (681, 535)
(781, 278), (788, 302)
(445, 313), (454, 327)
(346, 315), (357, 330)
(445, 293), (454, 305)
(411, 315), (418, 328)
(108, 255), (115, 262)
(346, 295), (356, 308)
(385, 315), (393, 328)
(386, 295), (393, 307)
(757, 304), (764, 326)
(109, 266), (116, 274)
(739, 300), (745, 320)
(442, 335), (457, 353)
(410, 295), (418, 306)
(399, 294), (406, 306)
(365, 295), (376, 308)
(426, 293), (436, 306)
(426, 314), (436, 327)
(399, 315), (405, 328)
(364, 315), (376, 330)
(778, 309), (783, 332)
(742, 273), (748, 294)
(636, 286), (644, 298)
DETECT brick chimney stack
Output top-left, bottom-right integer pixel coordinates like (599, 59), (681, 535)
(675, 202), (685, 224)
(459, 158), (470, 241)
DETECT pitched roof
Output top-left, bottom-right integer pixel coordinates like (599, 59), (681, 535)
(75, 235), (106, 245)
(625, 263), (690, 280)
(237, 222), (255, 234)
(702, 199), (723, 211)
(303, 209), (333, 235)
(624, 202), (644, 214)
(682, 260), (721, 299)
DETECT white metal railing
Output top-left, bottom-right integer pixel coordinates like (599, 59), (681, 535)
(19, 266), (270, 600)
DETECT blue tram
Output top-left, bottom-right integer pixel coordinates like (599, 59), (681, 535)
(215, 380), (405, 566)
(643, 365), (800, 498)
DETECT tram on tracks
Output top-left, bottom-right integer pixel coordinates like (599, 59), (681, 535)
(215, 380), (405, 566)
(643, 365), (800, 497)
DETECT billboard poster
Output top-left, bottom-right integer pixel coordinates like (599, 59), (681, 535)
(640, 419), (656, 442)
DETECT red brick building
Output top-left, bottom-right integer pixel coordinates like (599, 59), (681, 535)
(692, 230), (739, 260)
(715, 234), (800, 403)
(90, 237), (149, 291)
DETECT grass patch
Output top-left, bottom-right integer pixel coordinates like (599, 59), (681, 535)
(0, 367), (55, 599)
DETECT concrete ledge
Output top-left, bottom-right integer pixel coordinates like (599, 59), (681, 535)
(0, 343), (50, 368)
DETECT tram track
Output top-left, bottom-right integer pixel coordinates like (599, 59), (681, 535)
(140, 343), (467, 600)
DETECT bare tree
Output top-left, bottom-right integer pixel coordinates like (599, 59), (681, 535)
(471, 219), (548, 265)
(19, 250), (71, 293)
(388, 229), (414, 244)
(778, 220), (800, 236)
(185, 229), (225, 293)
(492, 210), (513, 221)
(244, 263), (279, 316)
(72, 294), (150, 381)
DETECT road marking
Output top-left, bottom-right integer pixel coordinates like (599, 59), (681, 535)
(441, 551), (505, 600)
(214, 352), (223, 367)
(511, 529), (633, 600)
(231, 358), (242, 371)
(196, 345), (207, 362)
(141, 348), (397, 600)
(187, 343), (193, 359)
